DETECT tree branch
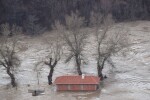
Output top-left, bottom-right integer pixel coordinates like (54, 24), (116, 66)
(0, 60), (7, 68)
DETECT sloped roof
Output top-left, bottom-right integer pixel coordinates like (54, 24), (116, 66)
(55, 75), (100, 85)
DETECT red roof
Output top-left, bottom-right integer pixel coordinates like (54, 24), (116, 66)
(55, 75), (100, 85)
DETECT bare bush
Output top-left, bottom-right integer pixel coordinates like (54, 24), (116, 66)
(34, 61), (43, 86)
(0, 23), (22, 36)
(0, 23), (10, 36)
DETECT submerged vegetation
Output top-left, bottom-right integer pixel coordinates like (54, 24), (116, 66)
(0, 1), (150, 100)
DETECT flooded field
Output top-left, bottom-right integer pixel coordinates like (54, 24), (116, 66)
(0, 21), (150, 100)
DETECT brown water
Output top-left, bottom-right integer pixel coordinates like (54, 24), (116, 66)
(0, 21), (150, 100)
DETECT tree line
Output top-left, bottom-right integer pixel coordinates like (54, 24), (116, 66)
(0, 0), (150, 35)
(0, 11), (129, 87)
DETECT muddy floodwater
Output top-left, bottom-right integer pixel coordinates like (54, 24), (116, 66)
(0, 21), (150, 100)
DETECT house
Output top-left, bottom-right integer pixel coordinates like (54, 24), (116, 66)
(54, 75), (100, 91)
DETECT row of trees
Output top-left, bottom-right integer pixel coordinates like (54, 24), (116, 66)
(112, 0), (150, 21)
(0, 11), (129, 87)
(0, 0), (150, 35)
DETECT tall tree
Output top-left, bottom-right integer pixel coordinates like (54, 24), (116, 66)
(91, 12), (129, 79)
(63, 12), (88, 75)
(0, 36), (20, 87)
(44, 21), (63, 85)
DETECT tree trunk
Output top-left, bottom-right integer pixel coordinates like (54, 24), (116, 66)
(77, 66), (82, 75)
(75, 56), (82, 75)
(48, 66), (54, 85)
(7, 69), (16, 87)
(97, 57), (108, 80)
(97, 60), (104, 80)
(97, 65), (103, 80)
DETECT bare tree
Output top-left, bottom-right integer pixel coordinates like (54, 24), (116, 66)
(44, 21), (63, 85)
(0, 23), (10, 36)
(44, 42), (62, 85)
(0, 36), (20, 87)
(0, 23), (22, 36)
(91, 12), (129, 79)
(63, 12), (88, 75)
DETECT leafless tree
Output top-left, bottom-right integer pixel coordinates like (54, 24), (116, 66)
(63, 12), (88, 75)
(44, 21), (63, 85)
(0, 36), (20, 87)
(91, 12), (129, 79)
